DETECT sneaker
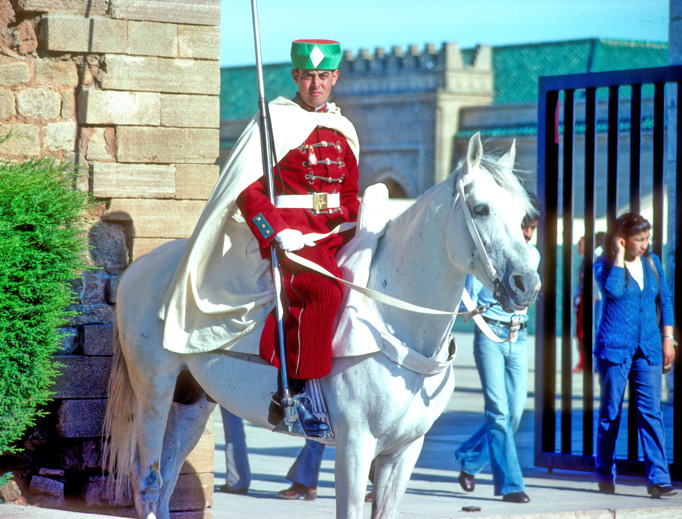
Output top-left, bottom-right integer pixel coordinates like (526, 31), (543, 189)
(278, 482), (317, 500)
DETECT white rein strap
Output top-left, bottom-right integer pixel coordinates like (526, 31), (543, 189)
(284, 249), (454, 316)
(282, 174), (517, 342)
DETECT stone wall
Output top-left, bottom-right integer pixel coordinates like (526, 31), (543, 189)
(0, 0), (220, 516)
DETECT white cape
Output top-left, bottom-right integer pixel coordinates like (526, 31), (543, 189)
(159, 97), (359, 354)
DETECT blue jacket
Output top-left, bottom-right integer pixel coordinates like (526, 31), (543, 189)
(594, 253), (673, 365)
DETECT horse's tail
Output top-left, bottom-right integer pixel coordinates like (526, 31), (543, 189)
(101, 314), (136, 505)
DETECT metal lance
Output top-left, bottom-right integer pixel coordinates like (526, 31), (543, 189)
(249, 0), (303, 435)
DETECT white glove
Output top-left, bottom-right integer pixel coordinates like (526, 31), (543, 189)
(274, 229), (316, 251)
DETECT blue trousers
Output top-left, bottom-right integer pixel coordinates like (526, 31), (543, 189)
(596, 349), (671, 488)
(287, 439), (325, 488)
(454, 326), (528, 496)
(221, 408), (251, 491)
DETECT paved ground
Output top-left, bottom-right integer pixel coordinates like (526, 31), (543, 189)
(3, 332), (681, 518)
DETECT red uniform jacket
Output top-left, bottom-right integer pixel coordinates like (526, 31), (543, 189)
(237, 124), (360, 379)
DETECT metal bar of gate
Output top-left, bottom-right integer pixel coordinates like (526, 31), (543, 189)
(653, 82), (665, 258)
(536, 88), (559, 461)
(560, 89), (574, 455)
(630, 84), (642, 213)
(675, 81), (682, 473)
(583, 88), (596, 457)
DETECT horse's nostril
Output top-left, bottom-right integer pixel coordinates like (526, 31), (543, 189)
(513, 275), (525, 292)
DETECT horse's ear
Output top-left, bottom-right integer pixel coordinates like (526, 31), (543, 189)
(500, 139), (516, 170)
(466, 132), (483, 171)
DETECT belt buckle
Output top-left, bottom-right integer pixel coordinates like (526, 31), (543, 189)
(312, 192), (328, 212)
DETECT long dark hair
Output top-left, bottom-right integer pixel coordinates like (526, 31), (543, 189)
(604, 212), (651, 260)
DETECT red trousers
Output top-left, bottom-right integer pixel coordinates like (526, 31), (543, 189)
(259, 242), (345, 380)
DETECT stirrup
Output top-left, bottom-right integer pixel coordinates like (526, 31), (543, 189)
(292, 394), (330, 437)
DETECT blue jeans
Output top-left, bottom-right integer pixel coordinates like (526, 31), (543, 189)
(455, 325), (528, 496)
(221, 408), (251, 491)
(596, 349), (671, 488)
(287, 439), (325, 488)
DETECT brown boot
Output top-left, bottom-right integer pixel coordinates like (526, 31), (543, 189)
(278, 482), (317, 500)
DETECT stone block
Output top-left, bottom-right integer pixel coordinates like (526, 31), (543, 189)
(29, 475), (65, 502)
(181, 431), (214, 474)
(88, 221), (130, 270)
(101, 55), (219, 95)
(78, 89), (160, 125)
(0, 88), (16, 119)
(169, 472), (213, 512)
(161, 94), (219, 128)
(85, 475), (132, 507)
(45, 121), (76, 151)
(105, 199), (204, 238)
(61, 439), (102, 471)
(85, 127), (115, 161)
(67, 302), (115, 326)
(170, 511), (212, 519)
(57, 399), (106, 437)
(35, 59), (79, 87)
(83, 324), (114, 355)
(177, 25), (219, 60)
(18, 0), (109, 16)
(80, 270), (108, 304)
(0, 62), (30, 86)
(0, 123), (40, 156)
(61, 90), (75, 118)
(92, 162), (175, 198)
(128, 20), (177, 58)
(106, 274), (122, 304)
(117, 126), (219, 164)
(175, 164), (218, 200)
(0, 479), (21, 503)
(39, 14), (128, 53)
(58, 327), (79, 354)
(131, 238), (175, 258)
(110, 0), (220, 26)
(16, 88), (61, 119)
(53, 355), (112, 398)
(38, 468), (65, 477)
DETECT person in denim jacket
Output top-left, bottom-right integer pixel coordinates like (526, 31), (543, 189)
(594, 212), (676, 498)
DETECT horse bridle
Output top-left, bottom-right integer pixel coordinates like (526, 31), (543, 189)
(454, 174), (507, 303)
(454, 173), (522, 342)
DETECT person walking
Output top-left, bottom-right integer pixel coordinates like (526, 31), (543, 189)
(277, 440), (325, 500)
(454, 195), (542, 503)
(219, 408), (251, 494)
(594, 212), (676, 498)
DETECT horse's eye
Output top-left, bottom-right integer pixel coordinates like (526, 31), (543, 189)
(473, 203), (489, 216)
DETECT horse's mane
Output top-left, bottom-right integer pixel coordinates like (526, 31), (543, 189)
(474, 153), (536, 220)
(390, 146), (536, 232)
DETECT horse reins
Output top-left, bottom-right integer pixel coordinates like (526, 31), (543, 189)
(282, 171), (520, 343)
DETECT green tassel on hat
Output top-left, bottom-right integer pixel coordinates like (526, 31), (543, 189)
(291, 39), (341, 70)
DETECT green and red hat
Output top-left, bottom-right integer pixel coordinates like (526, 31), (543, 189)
(290, 39), (341, 70)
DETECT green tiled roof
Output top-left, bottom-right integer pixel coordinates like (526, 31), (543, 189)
(490, 38), (668, 105)
(220, 63), (294, 120)
(221, 39), (668, 120)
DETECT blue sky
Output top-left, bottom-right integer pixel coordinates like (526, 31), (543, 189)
(220, 0), (668, 67)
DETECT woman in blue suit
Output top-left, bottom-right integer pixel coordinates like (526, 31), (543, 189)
(594, 212), (676, 498)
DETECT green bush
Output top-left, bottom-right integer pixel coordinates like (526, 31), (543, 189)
(0, 157), (91, 456)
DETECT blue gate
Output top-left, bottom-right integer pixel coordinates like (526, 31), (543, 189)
(536, 65), (682, 480)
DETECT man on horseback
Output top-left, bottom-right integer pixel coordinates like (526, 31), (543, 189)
(235, 39), (360, 435)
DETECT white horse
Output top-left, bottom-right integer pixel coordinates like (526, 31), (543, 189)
(102, 133), (541, 519)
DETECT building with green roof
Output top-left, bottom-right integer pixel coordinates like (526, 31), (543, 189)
(220, 38), (667, 198)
